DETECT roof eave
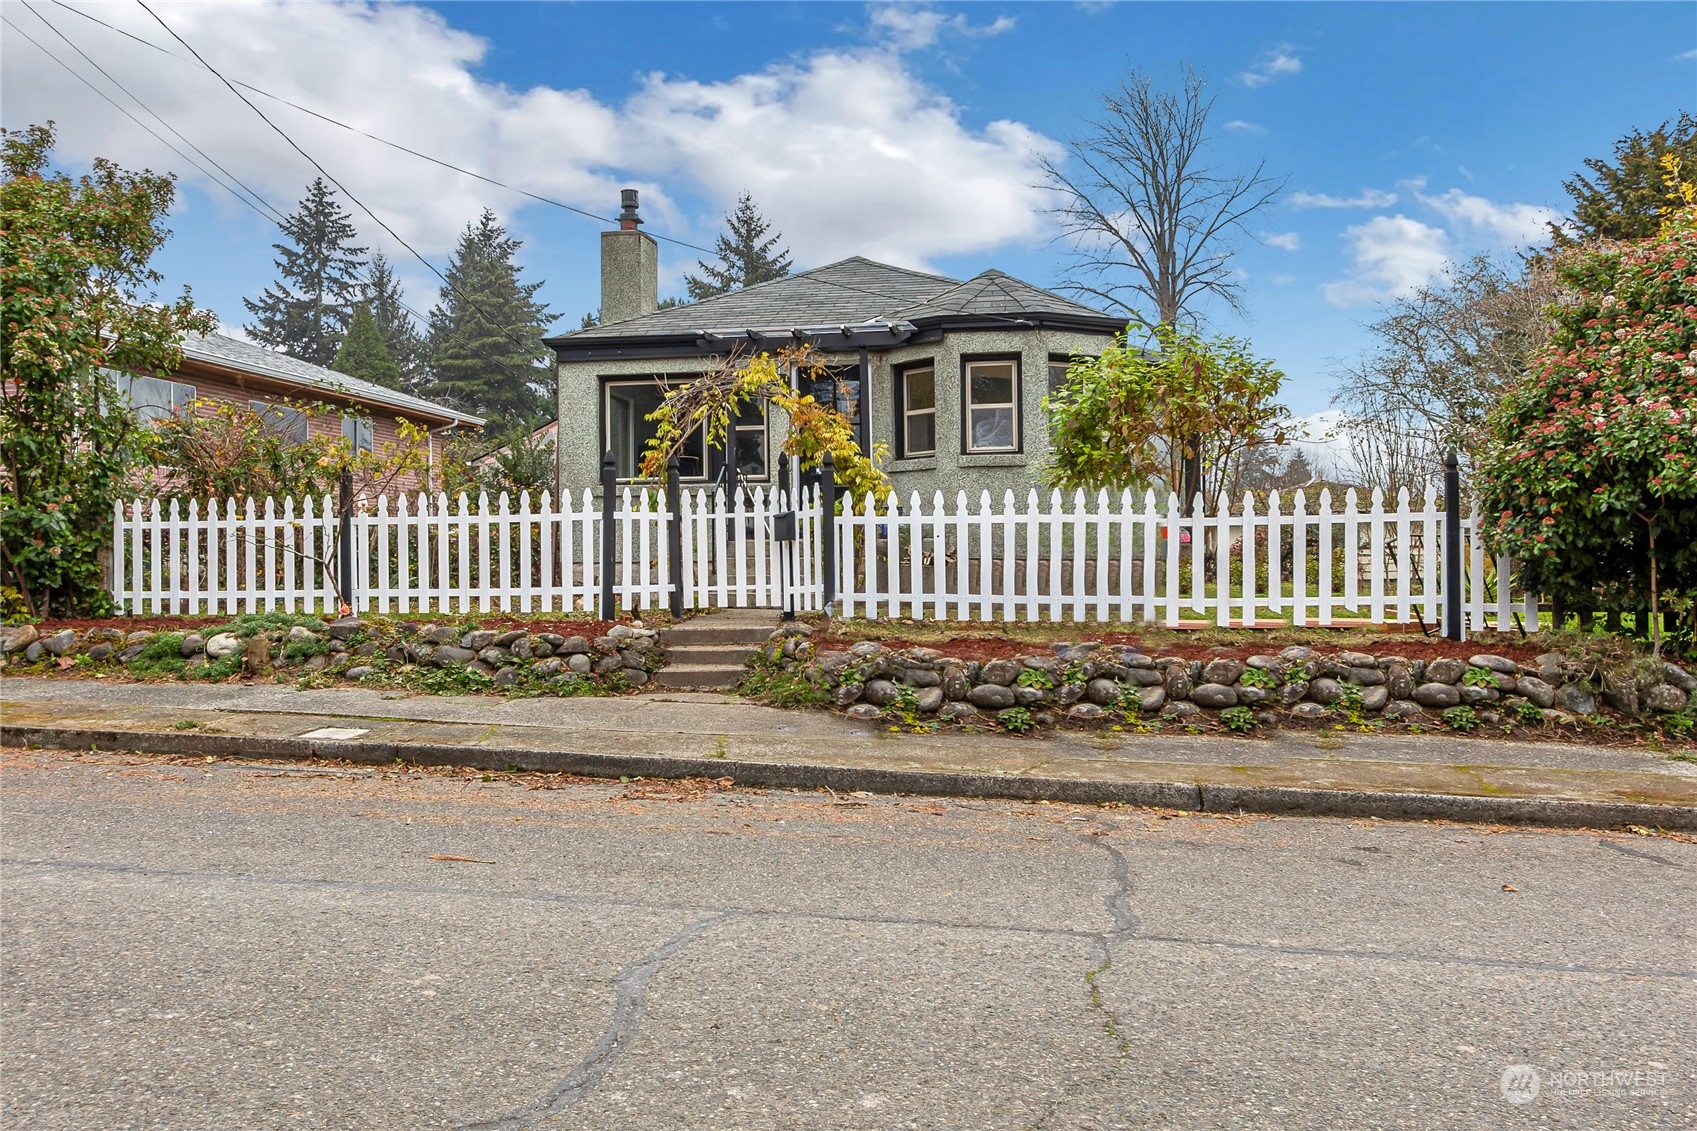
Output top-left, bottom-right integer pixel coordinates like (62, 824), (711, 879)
(175, 351), (484, 429)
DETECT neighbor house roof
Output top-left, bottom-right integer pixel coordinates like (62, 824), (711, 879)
(179, 332), (483, 429)
(546, 257), (1125, 359)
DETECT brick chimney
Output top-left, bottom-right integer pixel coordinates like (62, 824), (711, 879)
(600, 189), (658, 325)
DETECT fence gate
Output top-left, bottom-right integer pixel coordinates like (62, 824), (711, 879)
(675, 484), (823, 613)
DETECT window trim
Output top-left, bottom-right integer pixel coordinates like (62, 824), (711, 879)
(960, 354), (1022, 455)
(894, 360), (937, 459)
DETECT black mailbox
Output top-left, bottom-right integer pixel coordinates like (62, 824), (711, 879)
(772, 511), (797, 542)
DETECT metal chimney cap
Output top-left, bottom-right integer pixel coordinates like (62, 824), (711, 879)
(618, 189), (642, 229)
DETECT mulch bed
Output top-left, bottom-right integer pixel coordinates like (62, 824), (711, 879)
(816, 631), (1560, 665)
(25, 614), (632, 638)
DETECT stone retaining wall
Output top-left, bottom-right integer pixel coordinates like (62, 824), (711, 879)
(759, 626), (1697, 731)
(0, 619), (663, 692)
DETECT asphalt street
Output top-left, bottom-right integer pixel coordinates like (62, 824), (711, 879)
(2, 747), (1693, 1130)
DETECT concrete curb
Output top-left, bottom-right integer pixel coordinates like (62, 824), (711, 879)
(7, 722), (1696, 832)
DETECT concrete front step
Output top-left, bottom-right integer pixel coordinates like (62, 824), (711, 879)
(653, 664), (746, 690)
(659, 613), (778, 647)
(665, 644), (760, 667)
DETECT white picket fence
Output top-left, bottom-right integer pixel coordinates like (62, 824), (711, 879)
(837, 485), (1538, 633)
(111, 483), (1536, 635)
(110, 486), (824, 617)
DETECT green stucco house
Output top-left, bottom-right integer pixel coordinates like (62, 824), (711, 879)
(546, 190), (1126, 501)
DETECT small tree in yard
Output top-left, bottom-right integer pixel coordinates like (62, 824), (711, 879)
(1044, 323), (1287, 503)
(141, 399), (431, 504)
(1477, 162), (1697, 656)
(1, 123), (215, 618)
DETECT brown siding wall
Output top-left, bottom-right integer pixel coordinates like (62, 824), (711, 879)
(151, 362), (443, 497)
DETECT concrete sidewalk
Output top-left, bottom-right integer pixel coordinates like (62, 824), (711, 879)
(4, 678), (1696, 829)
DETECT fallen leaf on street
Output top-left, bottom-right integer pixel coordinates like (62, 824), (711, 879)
(428, 854), (496, 864)
(1501, 884), (1519, 892)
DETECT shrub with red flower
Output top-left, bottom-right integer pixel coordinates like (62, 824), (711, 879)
(1476, 206), (1697, 651)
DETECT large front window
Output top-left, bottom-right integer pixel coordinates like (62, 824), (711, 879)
(605, 377), (768, 484)
(963, 358), (1019, 453)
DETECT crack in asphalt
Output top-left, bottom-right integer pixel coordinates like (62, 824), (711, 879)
(456, 911), (741, 1130)
(1024, 830), (1143, 1131)
(1597, 837), (1684, 867)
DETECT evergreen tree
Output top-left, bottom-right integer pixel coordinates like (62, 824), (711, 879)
(332, 303), (400, 389)
(242, 177), (367, 366)
(363, 252), (426, 391)
(426, 209), (556, 428)
(684, 192), (792, 301)
(1552, 113), (1697, 245)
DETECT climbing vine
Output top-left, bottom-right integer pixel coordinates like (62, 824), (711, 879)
(637, 343), (891, 503)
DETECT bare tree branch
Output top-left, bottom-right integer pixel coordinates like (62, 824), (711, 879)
(1040, 64), (1287, 327)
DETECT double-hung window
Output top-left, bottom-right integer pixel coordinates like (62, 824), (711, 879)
(342, 414), (374, 454)
(732, 399), (768, 479)
(897, 363), (936, 458)
(253, 400), (309, 444)
(963, 358), (1020, 453)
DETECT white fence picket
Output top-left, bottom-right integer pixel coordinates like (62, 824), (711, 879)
(109, 485), (1535, 633)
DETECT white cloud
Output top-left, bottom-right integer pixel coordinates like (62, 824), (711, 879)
(1263, 231), (1301, 252)
(868, 5), (1016, 52)
(1678, 47), (1697, 60)
(2, 1), (1054, 274)
(1270, 273), (1298, 286)
(1321, 215), (1450, 306)
(1239, 47), (1302, 88)
(624, 51), (1058, 267)
(1223, 119), (1267, 134)
(1415, 188), (1560, 245)
(1, 1), (625, 258)
(1288, 188), (1399, 209)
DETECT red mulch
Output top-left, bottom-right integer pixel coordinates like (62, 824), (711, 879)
(817, 631), (1560, 664)
(28, 615), (632, 637)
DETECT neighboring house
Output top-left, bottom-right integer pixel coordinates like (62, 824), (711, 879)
(117, 331), (482, 493)
(546, 191), (1125, 501)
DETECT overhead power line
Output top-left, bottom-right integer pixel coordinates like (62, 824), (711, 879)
(45, 0), (1051, 333)
(135, 0), (555, 372)
(8, 6), (545, 405)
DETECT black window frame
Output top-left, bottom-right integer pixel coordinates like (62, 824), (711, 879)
(600, 375), (768, 485)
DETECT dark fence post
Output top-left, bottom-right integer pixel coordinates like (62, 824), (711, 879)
(821, 450), (837, 615)
(600, 450), (617, 621)
(666, 455), (683, 618)
(1443, 451), (1462, 641)
(336, 469), (355, 615)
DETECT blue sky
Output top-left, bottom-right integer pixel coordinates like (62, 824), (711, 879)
(4, 1), (1693, 421)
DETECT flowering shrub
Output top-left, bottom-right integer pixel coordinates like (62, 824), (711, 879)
(1476, 193), (1697, 650)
